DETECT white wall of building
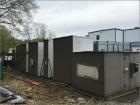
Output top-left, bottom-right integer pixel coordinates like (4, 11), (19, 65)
(88, 30), (115, 41)
(73, 36), (94, 52)
(48, 39), (54, 78)
(38, 42), (44, 76)
(116, 30), (123, 42)
(88, 29), (123, 42)
(87, 28), (140, 43)
(124, 29), (140, 42)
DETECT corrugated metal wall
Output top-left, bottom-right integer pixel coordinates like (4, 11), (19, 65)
(73, 52), (140, 97)
(44, 40), (48, 77)
(28, 42), (38, 76)
(15, 44), (26, 72)
(53, 36), (73, 84)
(104, 53), (140, 96)
(104, 53), (124, 97)
(73, 52), (105, 97)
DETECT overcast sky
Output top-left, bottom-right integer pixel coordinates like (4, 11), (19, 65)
(33, 1), (139, 37)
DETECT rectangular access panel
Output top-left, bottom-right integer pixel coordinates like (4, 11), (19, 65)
(73, 52), (105, 97)
(104, 53), (140, 97)
(28, 42), (44, 76)
(44, 40), (48, 77)
(73, 52), (140, 97)
(54, 36), (73, 84)
(53, 36), (94, 84)
(15, 44), (26, 72)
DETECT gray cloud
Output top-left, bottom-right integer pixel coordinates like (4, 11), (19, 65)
(33, 1), (139, 37)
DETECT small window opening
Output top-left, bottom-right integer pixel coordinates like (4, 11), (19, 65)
(96, 35), (100, 40)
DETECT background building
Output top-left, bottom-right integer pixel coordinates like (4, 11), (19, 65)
(87, 27), (140, 43)
(87, 28), (123, 42)
(124, 27), (140, 42)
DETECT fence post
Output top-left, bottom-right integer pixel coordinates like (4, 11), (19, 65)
(0, 57), (3, 80)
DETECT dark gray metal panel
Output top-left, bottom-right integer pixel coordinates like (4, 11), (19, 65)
(73, 52), (139, 97)
(28, 42), (38, 76)
(129, 53), (140, 88)
(15, 44), (26, 72)
(123, 53), (130, 89)
(12, 49), (16, 66)
(26, 44), (29, 73)
(53, 36), (73, 84)
(104, 52), (140, 97)
(134, 53), (140, 87)
(44, 40), (48, 77)
(104, 53), (124, 97)
(73, 52), (105, 97)
(122, 53), (140, 90)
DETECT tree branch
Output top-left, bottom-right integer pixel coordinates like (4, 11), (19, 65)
(0, 0), (11, 5)
(0, 6), (12, 10)
(0, 0), (27, 18)
(0, 2), (16, 18)
(0, 20), (12, 25)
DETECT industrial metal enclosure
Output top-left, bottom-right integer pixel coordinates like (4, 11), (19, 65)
(87, 27), (140, 43)
(73, 52), (140, 97)
(44, 40), (48, 77)
(44, 39), (54, 78)
(28, 42), (44, 76)
(15, 44), (27, 72)
(53, 36), (94, 84)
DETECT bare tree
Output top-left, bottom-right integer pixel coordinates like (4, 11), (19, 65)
(22, 21), (33, 42)
(48, 30), (56, 39)
(0, 0), (37, 31)
(34, 23), (47, 41)
(21, 22), (56, 42)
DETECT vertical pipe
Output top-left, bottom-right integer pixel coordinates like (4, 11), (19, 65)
(123, 30), (125, 52)
(107, 41), (109, 52)
(117, 44), (119, 52)
(113, 44), (114, 52)
(0, 58), (3, 80)
(115, 29), (116, 42)
(26, 43), (29, 73)
(130, 42), (132, 52)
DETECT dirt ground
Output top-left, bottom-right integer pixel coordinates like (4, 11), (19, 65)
(0, 69), (138, 105)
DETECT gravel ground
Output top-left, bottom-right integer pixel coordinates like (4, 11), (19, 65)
(0, 70), (139, 105)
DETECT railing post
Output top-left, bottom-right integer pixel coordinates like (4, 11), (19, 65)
(0, 57), (4, 81)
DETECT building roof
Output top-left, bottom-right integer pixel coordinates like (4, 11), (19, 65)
(88, 28), (123, 34)
(88, 27), (140, 34)
(124, 27), (140, 31)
